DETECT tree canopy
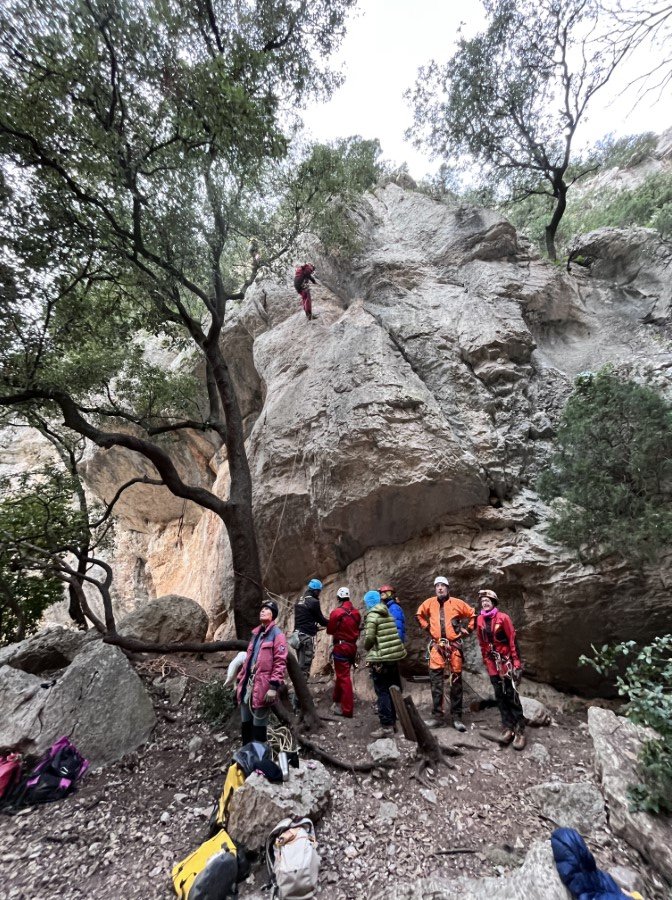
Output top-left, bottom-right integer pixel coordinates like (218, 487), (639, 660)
(538, 369), (672, 566)
(407, 0), (632, 259)
(0, 0), (379, 636)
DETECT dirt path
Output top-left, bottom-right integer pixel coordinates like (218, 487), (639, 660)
(0, 657), (664, 900)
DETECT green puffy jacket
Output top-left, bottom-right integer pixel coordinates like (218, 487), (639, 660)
(365, 603), (407, 663)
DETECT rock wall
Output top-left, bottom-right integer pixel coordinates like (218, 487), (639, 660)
(18, 184), (671, 690)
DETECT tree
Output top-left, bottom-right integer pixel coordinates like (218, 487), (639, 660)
(407, 0), (632, 259)
(0, 469), (88, 644)
(538, 369), (672, 565)
(0, 0), (375, 637)
(603, 1), (672, 100)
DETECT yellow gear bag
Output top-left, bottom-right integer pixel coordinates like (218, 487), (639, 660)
(172, 829), (238, 899)
(208, 762), (245, 835)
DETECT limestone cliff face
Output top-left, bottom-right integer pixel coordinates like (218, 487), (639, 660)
(25, 184), (672, 688)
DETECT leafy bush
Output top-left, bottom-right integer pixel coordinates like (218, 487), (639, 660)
(581, 636), (672, 815)
(538, 369), (672, 565)
(590, 132), (658, 170)
(196, 679), (237, 729)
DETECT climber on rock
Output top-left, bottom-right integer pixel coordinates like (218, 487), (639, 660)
(364, 589), (406, 738)
(379, 584), (406, 643)
(293, 262), (318, 321)
(326, 587), (361, 718)
(476, 588), (526, 750)
(236, 600), (287, 746)
(292, 578), (328, 676)
(415, 575), (475, 732)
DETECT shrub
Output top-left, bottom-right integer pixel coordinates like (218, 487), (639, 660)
(581, 636), (672, 815)
(196, 679), (237, 729)
(538, 369), (672, 566)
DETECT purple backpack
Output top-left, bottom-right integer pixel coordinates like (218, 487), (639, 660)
(11, 737), (89, 808)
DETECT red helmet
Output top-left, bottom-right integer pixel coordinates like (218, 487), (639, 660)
(379, 584), (394, 595)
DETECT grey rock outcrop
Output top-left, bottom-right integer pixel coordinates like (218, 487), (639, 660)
(0, 626), (89, 673)
(0, 636), (156, 766)
(227, 762), (332, 850)
(588, 706), (672, 882)
(116, 595), (209, 645)
(528, 781), (607, 836)
(380, 841), (570, 899)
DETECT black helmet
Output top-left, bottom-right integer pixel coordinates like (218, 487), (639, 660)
(261, 599), (279, 619)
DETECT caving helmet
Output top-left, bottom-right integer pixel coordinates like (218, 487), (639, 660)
(308, 578), (322, 592)
(336, 587), (350, 600)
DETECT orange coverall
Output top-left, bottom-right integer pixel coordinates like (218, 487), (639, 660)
(415, 595), (476, 717)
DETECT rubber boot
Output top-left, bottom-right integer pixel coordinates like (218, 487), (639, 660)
(429, 668), (445, 717)
(241, 720), (253, 746)
(252, 723), (268, 744)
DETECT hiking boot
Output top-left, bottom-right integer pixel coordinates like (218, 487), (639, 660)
(452, 718), (467, 733)
(430, 709), (444, 721)
(498, 727), (515, 745)
(512, 727), (526, 751)
(370, 726), (395, 739)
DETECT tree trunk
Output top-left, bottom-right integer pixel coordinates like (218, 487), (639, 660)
(204, 340), (264, 638)
(545, 180), (568, 261)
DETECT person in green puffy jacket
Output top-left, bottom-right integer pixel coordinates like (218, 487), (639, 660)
(364, 590), (406, 738)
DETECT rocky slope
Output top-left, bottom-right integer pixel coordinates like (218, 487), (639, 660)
(12, 182), (671, 691)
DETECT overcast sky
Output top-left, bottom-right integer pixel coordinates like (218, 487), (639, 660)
(306, 0), (672, 178)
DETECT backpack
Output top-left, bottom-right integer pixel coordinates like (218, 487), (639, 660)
(0, 753), (22, 805)
(266, 817), (320, 900)
(10, 736), (88, 808)
(172, 829), (249, 900)
(206, 762), (245, 838)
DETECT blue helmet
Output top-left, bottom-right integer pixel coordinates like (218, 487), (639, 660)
(308, 578), (322, 591)
(364, 590), (381, 610)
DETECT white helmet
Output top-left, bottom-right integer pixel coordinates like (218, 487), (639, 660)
(434, 575), (450, 587)
(336, 587), (350, 600)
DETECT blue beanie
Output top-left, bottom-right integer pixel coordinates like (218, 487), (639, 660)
(308, 578), (322, 591)
(364, 590), (381, 610)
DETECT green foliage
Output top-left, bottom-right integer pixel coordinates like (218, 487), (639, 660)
(0, 468), (87, 645)
(580, 636), (672, 815)
(538, 369), (672, 565)
(508, 170), (672, 249)
(196, 678), (237, 729)
(590, 133), (658, 170)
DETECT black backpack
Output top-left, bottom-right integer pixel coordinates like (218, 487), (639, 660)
(8, 736), (89, 809)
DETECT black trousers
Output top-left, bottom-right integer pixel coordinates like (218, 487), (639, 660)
(370, 662), (402, 727)
(490, 674), (525, 729)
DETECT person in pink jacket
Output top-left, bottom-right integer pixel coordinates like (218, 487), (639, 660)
(236, 600), (288, 745)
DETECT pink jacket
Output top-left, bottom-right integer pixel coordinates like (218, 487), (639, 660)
(236, 623), (288, 709)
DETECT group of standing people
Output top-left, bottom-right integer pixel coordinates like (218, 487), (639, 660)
(235, 574), (526, 750)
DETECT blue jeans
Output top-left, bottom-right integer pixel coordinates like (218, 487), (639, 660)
(370, 662), (401, 727)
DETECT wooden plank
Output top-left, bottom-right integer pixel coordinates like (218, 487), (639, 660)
(390, 685), (416, 741)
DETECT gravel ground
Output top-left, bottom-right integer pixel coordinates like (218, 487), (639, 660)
(0, 656), (666, 900)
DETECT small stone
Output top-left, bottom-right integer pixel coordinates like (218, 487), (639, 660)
(160, 812), (170, 824)
(188, 736), (203, 754)
(344, 844), (358, 859)
(88, 842), (102, 856)
(608, 866), (644, 894)
(419, 788), (437, 805)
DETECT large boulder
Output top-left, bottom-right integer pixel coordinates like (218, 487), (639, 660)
(588, 706), (672, 882)
(0, 626), (89, 673)
(379, 841), (570, 900)
(116, 594), (209, 644)
(528, 781), (607, 836)
(227, 761), (332, 850)
(0, 639), (156, 766)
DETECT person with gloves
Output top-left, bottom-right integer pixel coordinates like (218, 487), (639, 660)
(326, 587), (361, 718)
(364, 590), (407, 738)
(379, 584), (406, 643)
(292, 578), (328, 676)
(236, 600), (287, 746)
(415, 575), (475, 731)
(476, 588), (526, 749)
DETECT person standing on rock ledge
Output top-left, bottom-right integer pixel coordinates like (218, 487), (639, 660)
(292, 578), (328, 676)
(293, 262), (318, 321)
(415, 575), (475, 732)
(326, 587), (361, 718)
(364, 590), (407, 738)
(475, 589), (526, 750)
(236, 600), (288, 746)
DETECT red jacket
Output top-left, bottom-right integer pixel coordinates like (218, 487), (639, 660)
(326, 600), (361, 660)
(236, 623), (288, 709)
(476, 610), (521, 677)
